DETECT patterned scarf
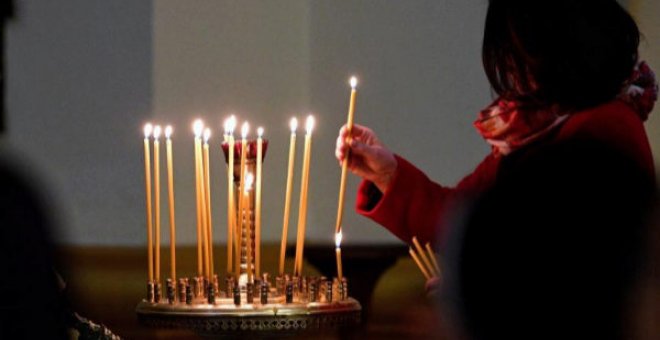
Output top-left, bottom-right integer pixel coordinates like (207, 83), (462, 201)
(474, 61), (658, 156)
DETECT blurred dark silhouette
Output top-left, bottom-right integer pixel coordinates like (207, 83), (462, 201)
(0, 154), (68, 339)
(444, 139), (655, 340)
(0, 0), (13, 133)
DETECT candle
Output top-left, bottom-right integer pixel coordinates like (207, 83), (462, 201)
(224, 116), (236, 274)
(413, 237), (438, 277)
(425, 242), (441, 276)
(143, 123), (154, 283)
(409, 247), (432, 280)
(153, 125), (162, 283)
(335, 231), (343, 280)
(334, 76), (358, 234)
(279, 118), (297, 275)
(236, 122), (249, 279)
(165, 126), (177, 282)
(199, 133), (210, 280)
(244, 173), (254, 283)
(203, 128), (214, 278)
(193, 119), (204, 277)
(255, 127), (264, 277)
(294, 116), (314, 275)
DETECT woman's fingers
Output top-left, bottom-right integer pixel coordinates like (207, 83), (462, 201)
(335, 124), (397, 192)
(336, 135), (348, 162)
(340, 124), (373, 143)
(337, 124), (368, 161)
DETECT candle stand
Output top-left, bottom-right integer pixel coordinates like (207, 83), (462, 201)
(136, 281), (361, 335)
(136, 139), (361, 335)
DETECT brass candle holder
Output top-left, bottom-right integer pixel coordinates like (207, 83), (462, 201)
(136, 138), (361, 335)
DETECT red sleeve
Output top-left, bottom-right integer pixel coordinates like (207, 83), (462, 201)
(356, 153), (500, 247)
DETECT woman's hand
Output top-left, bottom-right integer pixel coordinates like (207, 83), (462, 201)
(335, 124), (397, 193)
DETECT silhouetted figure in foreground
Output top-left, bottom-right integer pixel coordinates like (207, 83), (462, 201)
(0, 155), (68, 338)
(448, 139), (655, 340)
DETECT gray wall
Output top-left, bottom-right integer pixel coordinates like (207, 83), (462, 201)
(4, 1), (659, 246)
(5, 0), (152, 245)
(152, 0), (312, 246)
(632, 0), (660, 175)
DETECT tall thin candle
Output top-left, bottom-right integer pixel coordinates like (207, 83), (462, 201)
(193, 119), (204, 277)
(279, 118), (297, 275)
(165, 126), (177, 282)
(224, 117), (236, 274)
(409, 247), (432, 280)
(143, 123), (154, 283)
(335, 231), (343, 280)
(198, 134), (210, 280)
(413, 237), (438, 277)
(153, 125), (162, 283)
(425, 242), (441, 276)
(335, 76), (358, 234)
(294, 116), (314, 275)
(255, 127), (263, 277)
(203, 128), (214, 278)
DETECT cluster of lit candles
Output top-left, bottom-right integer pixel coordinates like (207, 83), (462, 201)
(141, 77), (358, 298)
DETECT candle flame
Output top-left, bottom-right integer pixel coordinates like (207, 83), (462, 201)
(335, 231), (343, 248)
(257, 127), (264, 138)
(223, 119), (230, 134)
(350, 76), (358, 89)
(305, 115), (315, 135)
(224, 115), (237, 134)
(193, 119), (204, 138)
(241, 122), (249, 139)
(203, 128), (211, 143)
(153, 125), (162, 139)
(143, 123), (153, 138)
(229, 115), (237, 133)
(165, 125), (173, 139)
(244, 172), (254, 194)
(290, 117), (298, 133)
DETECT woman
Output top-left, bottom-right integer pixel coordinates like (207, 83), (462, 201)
(335, 0), (657, 249)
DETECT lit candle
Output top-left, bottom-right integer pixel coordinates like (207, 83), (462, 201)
(279, 118), (297, 275)
(224, 116), (236, 274)
(236, 122), (249, 279)
(255, 127), (263, 277)
(165, 126), (177, 282)
(143, 123), (154, 283)
(153, 125), (162, 283)
(335, 76), (358, 234)
(244, 173), (254, 283)
(335, 231), (343, 280)
(203, 128), (214, 278)
(413, 237), (438, 277)
(294, 116), (314, 275)
(193, 119), (204, 277)
(198, 131), (210, 280)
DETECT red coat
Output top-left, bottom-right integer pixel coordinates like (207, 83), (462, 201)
(355, 100), (655, 246)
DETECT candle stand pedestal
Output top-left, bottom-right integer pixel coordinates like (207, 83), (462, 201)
(136, 288), (361, 335)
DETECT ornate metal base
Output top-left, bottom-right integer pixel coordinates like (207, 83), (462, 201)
(136, 297), (361, 335)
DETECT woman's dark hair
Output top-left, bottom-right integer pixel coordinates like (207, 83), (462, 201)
(483, 0), (640, 111)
